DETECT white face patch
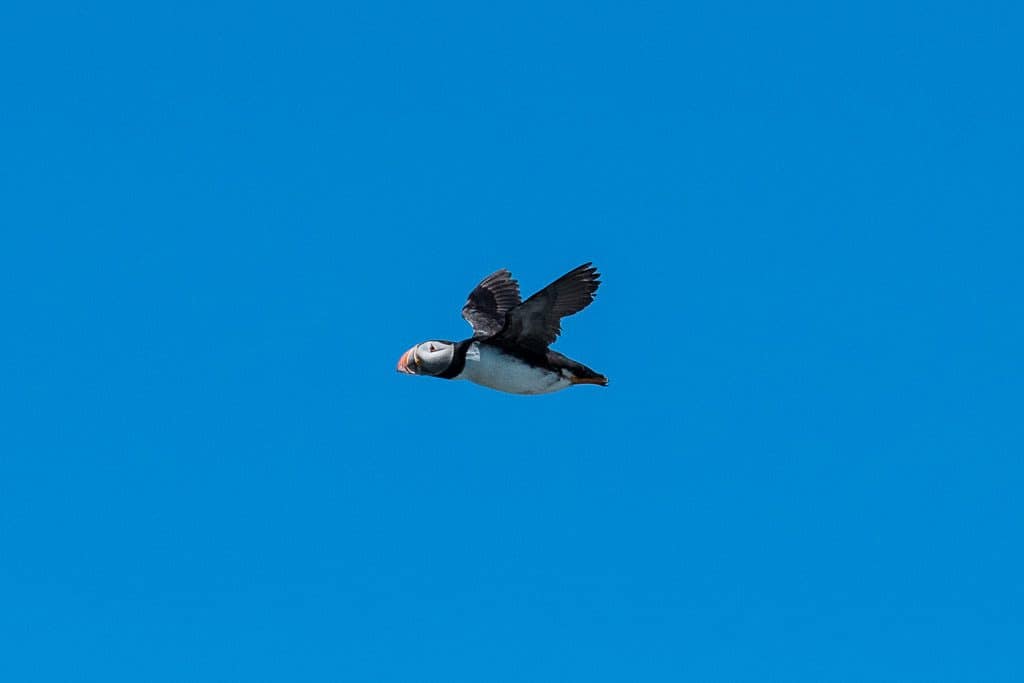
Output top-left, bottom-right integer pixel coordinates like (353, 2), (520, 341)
(465, 343), (481, 362)
(415, 341), (455, 375)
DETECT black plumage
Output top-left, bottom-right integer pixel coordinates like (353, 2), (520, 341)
(461, 268), (522, 338)
(492, 263), (601, 353)
(458, 263), (607, 385)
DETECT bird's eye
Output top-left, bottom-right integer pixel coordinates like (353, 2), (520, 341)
(428, 344), (437, 353)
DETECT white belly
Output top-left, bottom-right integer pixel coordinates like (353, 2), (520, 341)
(457, 342), (572, 395)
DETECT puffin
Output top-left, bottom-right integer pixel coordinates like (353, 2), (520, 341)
(396, 263), (608, 395)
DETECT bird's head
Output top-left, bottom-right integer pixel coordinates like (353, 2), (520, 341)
(396, 340), (455, 377)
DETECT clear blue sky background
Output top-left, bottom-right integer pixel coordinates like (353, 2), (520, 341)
(3, 2), (1022, 681)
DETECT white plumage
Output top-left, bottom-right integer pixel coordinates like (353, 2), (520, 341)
(457, 342), (572, 395)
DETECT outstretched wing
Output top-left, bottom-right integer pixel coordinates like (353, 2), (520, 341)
(461, 268), (522, 338)
(495, 263), (601, 353)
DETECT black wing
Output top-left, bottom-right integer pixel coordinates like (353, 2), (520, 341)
(461, 268), (522, 338)
(495, 263), (601, 353)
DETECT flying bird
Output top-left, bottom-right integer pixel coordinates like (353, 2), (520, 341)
(396, 263), (608, 394)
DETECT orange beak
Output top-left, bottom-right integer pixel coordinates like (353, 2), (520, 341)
(396, 347), (417, 374)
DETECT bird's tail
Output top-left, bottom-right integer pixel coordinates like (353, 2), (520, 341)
(571, 374), (609, 387)
(570, 362), (609, 386)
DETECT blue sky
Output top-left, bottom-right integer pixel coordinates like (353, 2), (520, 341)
(2, 1), (1022, 681)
